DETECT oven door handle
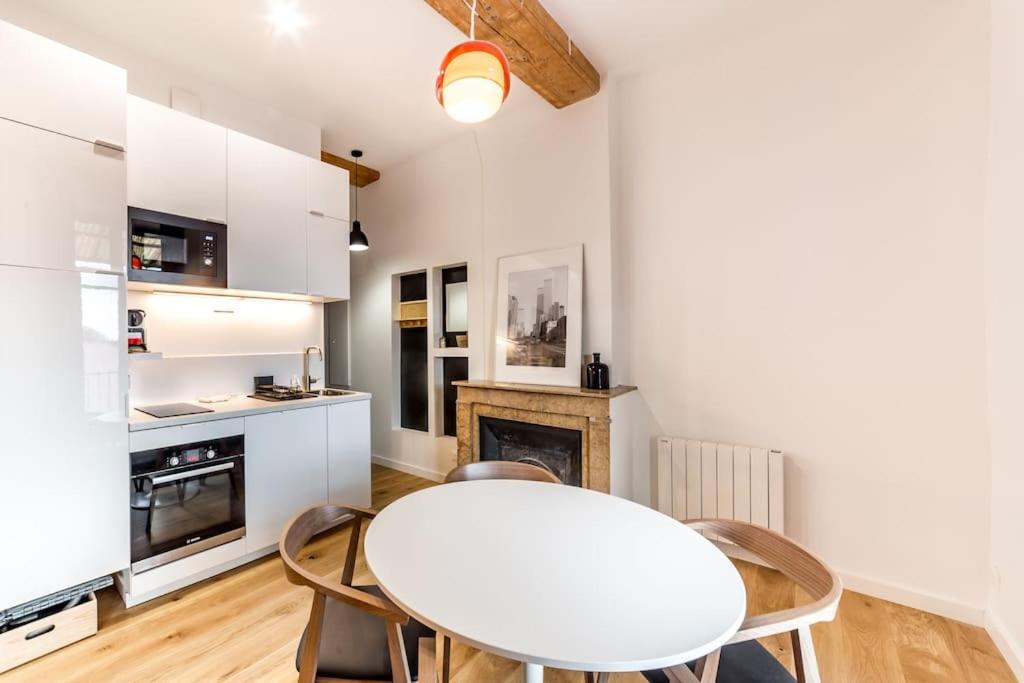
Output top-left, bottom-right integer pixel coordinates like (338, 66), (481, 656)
(150, 461), (235, 486)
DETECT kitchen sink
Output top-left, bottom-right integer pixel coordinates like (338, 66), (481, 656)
(316, 388), (356, 397)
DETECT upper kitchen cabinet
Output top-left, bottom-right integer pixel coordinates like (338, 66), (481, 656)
(127, 96), (227, 223)
(307, 160), (350, 222)
(306, 214), (350, 300)
(0, 117), (126, 273)
(0, 19), (125, 148)
(227, 131), (308, 294)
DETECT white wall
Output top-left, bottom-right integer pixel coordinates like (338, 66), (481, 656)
(0, 1), (320, 156)
(984, 0), (1024, 676)
(610, 0), (992, 619)
(126, 291), (324, 406)
(351, 93), (613, 479)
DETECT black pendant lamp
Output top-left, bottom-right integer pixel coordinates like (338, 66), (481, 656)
(349, 149), (369, 252)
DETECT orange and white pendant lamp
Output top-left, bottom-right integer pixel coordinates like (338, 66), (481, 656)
(436, 0), (510, 123)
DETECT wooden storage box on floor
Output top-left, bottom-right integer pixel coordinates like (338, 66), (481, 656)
(0, 593), (97, 673)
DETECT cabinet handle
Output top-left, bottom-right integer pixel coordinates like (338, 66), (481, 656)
(93, 139), (125, 152)
(204, 217), (227, 225)
(309, 210), (325, 217)
(25, 624), (56, 640)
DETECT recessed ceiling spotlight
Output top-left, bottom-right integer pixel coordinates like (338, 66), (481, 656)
(267, 1), (307, 36)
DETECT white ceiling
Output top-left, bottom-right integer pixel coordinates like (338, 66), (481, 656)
(8, 0), (728, 169)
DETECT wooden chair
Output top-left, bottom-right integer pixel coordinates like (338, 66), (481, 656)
(436, 460), (562, 681)
(280, 504), (438, 683)
(636, 519), (843, 683)
(443, 460), (562, 484)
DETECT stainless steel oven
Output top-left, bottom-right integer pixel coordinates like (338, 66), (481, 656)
(129, 432), (245, 573)
(128, 207), (227, 288)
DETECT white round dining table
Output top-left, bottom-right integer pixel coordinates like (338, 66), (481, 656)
(364, 480), (746, 682)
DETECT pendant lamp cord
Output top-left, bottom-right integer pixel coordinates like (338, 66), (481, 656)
(353, 156), (359, 220)
(470, 0), (477, 39)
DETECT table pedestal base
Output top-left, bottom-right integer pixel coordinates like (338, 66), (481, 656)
(523, 662), (543, 683)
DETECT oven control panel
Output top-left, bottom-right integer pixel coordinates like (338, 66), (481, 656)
(130, 434), (244, 477)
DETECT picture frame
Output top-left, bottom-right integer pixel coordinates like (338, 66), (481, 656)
(494, 244), (583, 387)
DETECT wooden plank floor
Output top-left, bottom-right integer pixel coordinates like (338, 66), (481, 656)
(2, 465), (1014, 682)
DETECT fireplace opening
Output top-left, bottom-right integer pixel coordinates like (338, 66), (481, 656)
(478, 416), (583, 486)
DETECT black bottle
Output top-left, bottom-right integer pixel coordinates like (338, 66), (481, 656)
(585, 353), (610, 390)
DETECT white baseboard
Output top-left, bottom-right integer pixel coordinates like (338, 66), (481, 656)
(372, 454), (445, 482)
(987, 609), (1024, 681)
(834, 570), (985, 626)
(713, 541), (985, 626)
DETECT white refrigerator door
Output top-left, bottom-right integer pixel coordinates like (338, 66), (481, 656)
(0, 117), (126, 274)
(0, 266), (128, 610)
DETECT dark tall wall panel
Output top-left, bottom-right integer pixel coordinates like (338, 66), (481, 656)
(442, 357), (469, 437)
(400, 327), (428, 431)
(400, 272), (428, 302)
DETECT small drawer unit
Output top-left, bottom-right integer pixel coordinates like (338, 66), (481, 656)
(0, 593), (97, 674)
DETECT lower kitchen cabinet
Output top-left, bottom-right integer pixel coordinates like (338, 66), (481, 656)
(244, 407), (328, 551)
(328, 400), (371, 508)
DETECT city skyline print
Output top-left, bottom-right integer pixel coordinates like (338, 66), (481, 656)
(494, 244), (583, 387)
(505, 265), (569, 368)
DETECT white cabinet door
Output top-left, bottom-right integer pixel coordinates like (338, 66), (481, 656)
(327, 400), (371, 508)
(0, 19), (125, 148)
(307, 160), (349, 222)
(0, 266), (128, 610)
(244, 407), (328, 551)
(127, 95), (227, 222)
(0, 118), (126, 274)
(306, 214), (350, 299)
(227, 131), (308, 294)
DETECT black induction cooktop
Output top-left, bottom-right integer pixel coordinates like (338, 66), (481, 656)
(135, 403), (215, 419)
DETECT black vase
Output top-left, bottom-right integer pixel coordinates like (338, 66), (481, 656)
(585, 353), (610, 390)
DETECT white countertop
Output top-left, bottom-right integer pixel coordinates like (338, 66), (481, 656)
(129, 390), (371, 431)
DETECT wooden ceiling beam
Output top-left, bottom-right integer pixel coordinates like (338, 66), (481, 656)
(424, 0), (601, 109)
(321, 150), (382, 187)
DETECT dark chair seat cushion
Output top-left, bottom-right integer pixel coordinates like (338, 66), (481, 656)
(641, 640), (796, 683)
(295, 584), (435, 681)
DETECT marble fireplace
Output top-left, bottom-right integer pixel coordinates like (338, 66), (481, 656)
(454, 380), (637, 494)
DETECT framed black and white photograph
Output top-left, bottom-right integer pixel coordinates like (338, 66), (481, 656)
(495, 245), (583, 386)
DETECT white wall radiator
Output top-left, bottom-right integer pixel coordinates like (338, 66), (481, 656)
(656, 437), (785, 534)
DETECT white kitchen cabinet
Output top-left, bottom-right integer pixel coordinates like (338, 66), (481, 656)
(0, 117), (126, 273)
(0, 266), (128, 610)
(327, 400), (371, 508)
(307, 160), (350, 222)
(227, 131), (308, 294)
(127, 95), (227, 222)
(0, 19), (125, 148)
(244, 407), (328, 551)
(306, 214), (350, 299)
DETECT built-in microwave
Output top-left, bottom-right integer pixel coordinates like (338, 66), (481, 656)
(128, 207), (227, 288)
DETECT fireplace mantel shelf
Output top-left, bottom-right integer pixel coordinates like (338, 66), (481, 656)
(452, 380), (637, 400)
